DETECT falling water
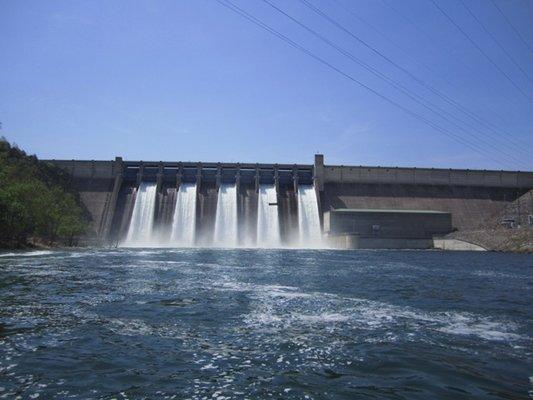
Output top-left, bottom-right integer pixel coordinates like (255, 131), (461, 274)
(124, 182), (157, 246)
(214, 184), (238, 247)
(297, 185), (323, 247)
(257, 184), (281, 248)
(170, 183), (197, 247)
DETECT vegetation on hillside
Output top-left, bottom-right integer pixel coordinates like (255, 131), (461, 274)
(0, 138), (88, 248)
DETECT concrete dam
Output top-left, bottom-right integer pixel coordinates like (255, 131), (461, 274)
(48, 155), (533, 249)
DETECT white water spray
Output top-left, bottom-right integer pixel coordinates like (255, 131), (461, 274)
(214, 184), (238, 247)
(297, 185), (323, 248)
(170, 183), (197, 247)
(257, 184), (281, 248)
(124, 182), (157, 246)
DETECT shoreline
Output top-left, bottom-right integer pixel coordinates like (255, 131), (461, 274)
(1, 243), (531, 254)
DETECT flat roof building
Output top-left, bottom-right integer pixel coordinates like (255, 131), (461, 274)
(324, 208), (452, 249)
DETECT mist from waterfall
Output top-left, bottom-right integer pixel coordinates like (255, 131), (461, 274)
(257, 184), (281, 248)
(297, 185), (323, 248)
(214, 184), (238, 247)
(124, 182), (157, 246)
(170, 183), (197, 247)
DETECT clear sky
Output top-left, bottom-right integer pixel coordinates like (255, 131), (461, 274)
(1, 0), (532, 170)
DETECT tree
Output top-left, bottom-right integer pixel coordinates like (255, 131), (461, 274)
(0, 138), (88, 248)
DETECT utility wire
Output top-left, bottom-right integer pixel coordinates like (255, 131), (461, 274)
(429, 0), (531, 101)
(214, 0), (518, 168)
(325, 0), (531, 159)
(381, 0), (519, 108)
(259, 0), (528, 167)
(299, 0), (532, 156)
(460, 0), (531, 82)
(380, 0), (531, 149)
(333, 0), (467, 91)
(490, 0), (533, 55)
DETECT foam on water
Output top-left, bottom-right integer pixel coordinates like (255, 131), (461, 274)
(237, 281), (526, 344)
(200, 271), (528, 345)
(0, 248), (530, 399)
(0, 250), (53, 258)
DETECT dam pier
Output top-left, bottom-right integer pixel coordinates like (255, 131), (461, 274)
(48, 155), (533, 249)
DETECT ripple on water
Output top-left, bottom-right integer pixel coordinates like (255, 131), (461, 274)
(211, 280), (528, 345)
(0, 248), (530, 399)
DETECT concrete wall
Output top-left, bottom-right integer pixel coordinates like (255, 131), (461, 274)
(154, 183), (177, 239)
(196, 182), (218, 246)
(45, 159), (121, 240)
(278, 184), (298, 246)
(313, 155), (533, 232)
(433, 238), (486, 251)
(320, 164), (533, 188)
(109, 182), (136, 243)
(238, 184), (258, 245)
(320, 182), (524, 230)
(327, 235), (434, 250)
(46, 155), (533, 245)
(325, 209), (452, 238)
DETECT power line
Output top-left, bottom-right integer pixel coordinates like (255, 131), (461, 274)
(259, 0), (529, 167)
(429, 0), (531, 101)
(333, 0), (466, 91)
(380, 0), (531, 150)
(297, 0), (532, 157)
(460, 0), (531, 82)
(490, 0), (533, 55)
(214, 0), (519, 168)
(380, 0), (517, 107)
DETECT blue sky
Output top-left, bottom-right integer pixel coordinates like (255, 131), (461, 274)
(1, 0), (532, 170)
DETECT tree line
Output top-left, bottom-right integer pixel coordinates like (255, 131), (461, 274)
(0, 138), (88, 248)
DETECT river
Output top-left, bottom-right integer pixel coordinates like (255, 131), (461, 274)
(0, 248), (531, 399)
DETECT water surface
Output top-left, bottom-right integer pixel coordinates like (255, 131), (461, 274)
(0, 248), (531, 399)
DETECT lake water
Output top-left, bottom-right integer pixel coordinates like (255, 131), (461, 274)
(0, 248), (531, 399)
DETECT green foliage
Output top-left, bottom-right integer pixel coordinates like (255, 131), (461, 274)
(0, 137), (88, 248)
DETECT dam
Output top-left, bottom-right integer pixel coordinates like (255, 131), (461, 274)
(47, 155), (533, 249)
